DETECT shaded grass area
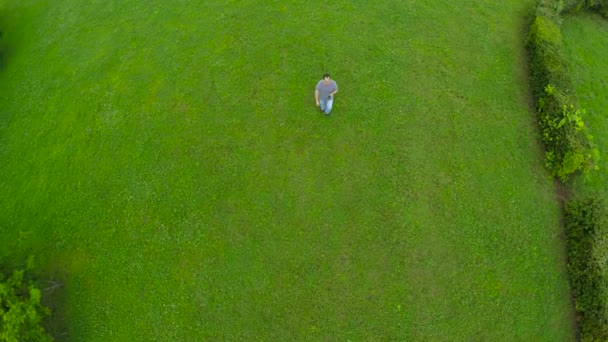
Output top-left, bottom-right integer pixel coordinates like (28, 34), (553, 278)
(561, 13), (608, 199)
(0, 0), (574, 340)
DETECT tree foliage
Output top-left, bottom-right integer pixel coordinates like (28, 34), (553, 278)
(0, 268), (52, 342)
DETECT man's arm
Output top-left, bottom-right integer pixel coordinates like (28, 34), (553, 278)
(315, 89), (320, 105)
(331, 83), (338, 96)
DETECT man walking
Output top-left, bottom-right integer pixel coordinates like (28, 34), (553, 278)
(315, 73), (338, 116)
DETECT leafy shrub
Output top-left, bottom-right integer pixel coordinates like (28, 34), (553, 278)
(0, 268), (52, 342)
(538, 88), (597, 180)
(565, 198), (608, 341)
(535, 0), (566, 21)
(529, 15), (562, 46)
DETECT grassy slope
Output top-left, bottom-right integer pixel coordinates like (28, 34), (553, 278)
(0, 0), (574, 340)
(561, 13), (608, 200)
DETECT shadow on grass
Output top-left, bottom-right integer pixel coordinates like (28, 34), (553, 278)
(41, 269), (70, 341)
(0, 22), (11, 72)
(0, 30), (4, 71)
(0, 18), (13, 130)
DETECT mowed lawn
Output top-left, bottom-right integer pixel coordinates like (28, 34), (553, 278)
(0, 0), (574, 340)
(561, 13), (608, 200)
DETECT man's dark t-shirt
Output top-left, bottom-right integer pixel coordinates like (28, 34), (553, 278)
(316, 80), (338, 99)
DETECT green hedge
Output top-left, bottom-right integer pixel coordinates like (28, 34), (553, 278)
(526, 0), (599, 181)
(526, 0), (608, 181)
(562, 0), (608, 16)
(528, 2), (608, 341)
(565, 199), (608, 341)
(581, 0), (608, 16)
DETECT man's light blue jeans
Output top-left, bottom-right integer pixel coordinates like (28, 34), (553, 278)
(320, 96), (333, 115)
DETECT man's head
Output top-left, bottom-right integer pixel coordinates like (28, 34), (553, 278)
(323, 73), (330, 83)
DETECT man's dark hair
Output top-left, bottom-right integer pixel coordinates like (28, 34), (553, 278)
(323, 73), (330, 79)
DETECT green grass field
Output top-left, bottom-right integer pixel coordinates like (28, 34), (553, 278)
(0, 1), (575, 340)
(561, 12), (608, 201)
